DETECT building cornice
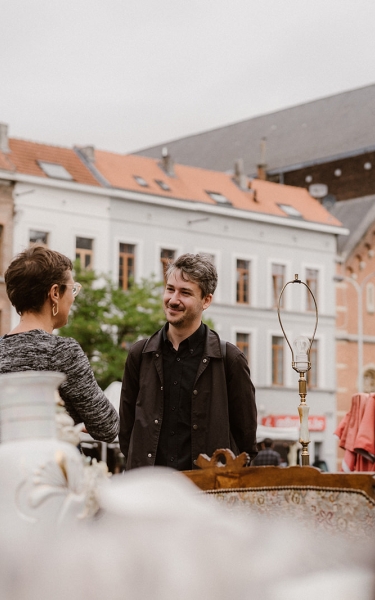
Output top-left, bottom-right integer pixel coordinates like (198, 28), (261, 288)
(0, 169), (348, 236)
(336, 331), (375, 343)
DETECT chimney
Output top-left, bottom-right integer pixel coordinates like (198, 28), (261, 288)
(0, 123), (9, 153)
(257, 137), (267, 180)
(160, 146), (174, 177)
(78, 145), (95, 162)
(233, 158), (247, 190)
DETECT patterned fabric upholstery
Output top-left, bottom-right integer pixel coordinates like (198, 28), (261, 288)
(205, 486), (375, 539)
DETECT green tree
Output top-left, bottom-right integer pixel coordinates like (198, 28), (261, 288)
(60, 263), (165, 389)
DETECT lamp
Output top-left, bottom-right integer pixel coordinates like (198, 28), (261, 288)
(277, 274), (319, 466)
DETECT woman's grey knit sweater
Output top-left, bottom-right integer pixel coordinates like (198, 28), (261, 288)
(0, 329), (119, 443)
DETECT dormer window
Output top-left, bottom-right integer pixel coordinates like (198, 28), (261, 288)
(38, 161), (73, 180)
(134, 175), (148, 187)
(206, 191), (232, 206)
(278, 204), (302, 218)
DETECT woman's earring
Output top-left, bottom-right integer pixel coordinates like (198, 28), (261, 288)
(52, 303), (59, 317)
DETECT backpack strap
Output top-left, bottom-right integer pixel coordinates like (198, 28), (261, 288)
(132, 337), (150, 370)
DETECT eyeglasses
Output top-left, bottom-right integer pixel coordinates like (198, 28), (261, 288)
(65, 283), (82, 297)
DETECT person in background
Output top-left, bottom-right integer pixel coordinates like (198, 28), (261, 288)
(119, 253), (257, 471)
(251, 438), (282, 466)
(0, 246), (119, 443)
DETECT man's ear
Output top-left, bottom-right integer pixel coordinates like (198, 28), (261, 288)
(202, 294), (213, 310)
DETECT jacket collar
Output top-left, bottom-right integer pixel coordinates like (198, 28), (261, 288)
(143, 324), (222, 358)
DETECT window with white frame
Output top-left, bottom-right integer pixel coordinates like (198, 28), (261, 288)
(272, 336), (284, 386)
(306, 268), (318, 311)
(236, 259), (250, 304)
(29, 229), (48, 247)
(119, 243), (135, 290)
(307, 339), (318, 389)
(236, 332), (250, 364)
(160, 248), (175, 283)
(76, 237), (93, 269)
(272, 263), (285, 308)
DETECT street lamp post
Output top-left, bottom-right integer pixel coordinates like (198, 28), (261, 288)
(335, 270), (375, 394)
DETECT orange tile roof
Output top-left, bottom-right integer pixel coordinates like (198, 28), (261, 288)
(93, 150), (343, 227)
(0, 139), (101, 186)
(0, 137), (343, 227)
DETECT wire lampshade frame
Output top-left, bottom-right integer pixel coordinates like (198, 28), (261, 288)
(277, 274), (319, 373)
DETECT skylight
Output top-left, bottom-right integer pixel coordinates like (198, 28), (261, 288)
(134, 175), (148, 187)
(155, 179), (171, 191)
(206, 191), (232, 206)
(38, 161), (73, 180)
(278, 204), (303, 218)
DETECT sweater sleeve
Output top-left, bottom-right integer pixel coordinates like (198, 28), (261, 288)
(53, 337), (119, 443)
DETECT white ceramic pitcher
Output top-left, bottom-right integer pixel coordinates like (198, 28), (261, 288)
(0, 371), (88, 527)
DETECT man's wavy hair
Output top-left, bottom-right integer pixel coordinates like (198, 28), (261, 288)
(165, 253), (218, 298)
(5, 245), (73, 315)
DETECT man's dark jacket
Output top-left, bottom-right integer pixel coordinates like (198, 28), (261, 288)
(119, 326), (257, 470)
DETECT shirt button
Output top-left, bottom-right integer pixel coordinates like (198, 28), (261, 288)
(193, 390), (198, 395)
(203, 358), (207, 363)
(161, 386), (163, 391)
(154, 419), (159, 424)
(193, 424), (198, 430)
(147, 453), (152, 458)
(174, 381), (178, 385)
(170, 457), (174, 462)
(171, 406), (176, 411)
(155, 353), (159, 358)
(176, 357), (180, 361)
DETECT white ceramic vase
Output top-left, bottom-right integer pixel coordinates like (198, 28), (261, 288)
(0, 371), (88, 527)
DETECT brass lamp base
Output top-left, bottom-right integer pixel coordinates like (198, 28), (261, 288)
(301, 444), (310, 466)
(297, 371), (310, 467)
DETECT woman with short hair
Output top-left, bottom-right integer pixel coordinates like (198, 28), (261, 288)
(0, 245), (119, 443)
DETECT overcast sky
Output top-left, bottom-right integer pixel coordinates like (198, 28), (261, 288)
(1, 0), (375, 154)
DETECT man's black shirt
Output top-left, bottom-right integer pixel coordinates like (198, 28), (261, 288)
(155, 322), (205, 470)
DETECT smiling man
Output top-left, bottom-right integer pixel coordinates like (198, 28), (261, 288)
(119, 253), (257, 471)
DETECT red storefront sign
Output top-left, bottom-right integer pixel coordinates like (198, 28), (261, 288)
(261, 415), (326, 431)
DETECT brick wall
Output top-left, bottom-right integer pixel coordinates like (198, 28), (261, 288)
(335, 223), (375, 468)
(278, 151), (375, 201)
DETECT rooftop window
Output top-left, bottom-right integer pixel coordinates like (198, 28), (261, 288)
(134, 175), (148, 187)
(155, 179), (171, 191)
(38, 161), (73, 180)
(278, 204), (303, 218)
(206, 191), (232, 206)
